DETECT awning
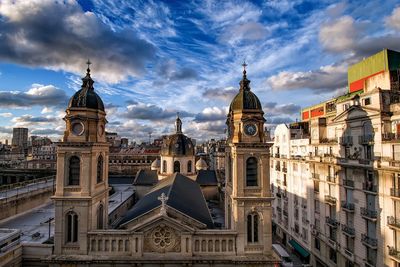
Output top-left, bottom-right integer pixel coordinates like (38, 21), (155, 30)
(289, 239), (310, 258)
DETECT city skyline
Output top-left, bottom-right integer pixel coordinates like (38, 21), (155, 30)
(0, 0), (400, 143)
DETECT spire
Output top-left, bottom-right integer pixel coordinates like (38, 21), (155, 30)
(81, 59), (94, 90)
(239, 61), (251, 91)
(175, 112), (182, 133)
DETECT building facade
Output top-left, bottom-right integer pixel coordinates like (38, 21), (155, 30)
(271, 49), (400, 267)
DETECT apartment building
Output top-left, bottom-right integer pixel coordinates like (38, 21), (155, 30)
(271, 49), (400, 267)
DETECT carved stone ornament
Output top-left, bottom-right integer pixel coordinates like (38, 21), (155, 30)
(144, 223), (181, 253)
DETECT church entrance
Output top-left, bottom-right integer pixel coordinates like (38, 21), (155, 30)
(174, 161), (180, 173)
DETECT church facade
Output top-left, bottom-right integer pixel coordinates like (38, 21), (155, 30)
(46, 64), (278, 266)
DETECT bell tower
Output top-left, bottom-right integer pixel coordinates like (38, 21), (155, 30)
(53, 61), (109, 255)
(225, 63), (273, 255)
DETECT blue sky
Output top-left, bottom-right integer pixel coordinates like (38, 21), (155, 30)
(0, 0), (400, 142)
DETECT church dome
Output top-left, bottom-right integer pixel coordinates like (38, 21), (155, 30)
(195, 158), (208, 171)
(161, 115), (194, 157)
(229, 64), (262, 112)
(67, 62), (105, 112)
(151, 158), (161, 170)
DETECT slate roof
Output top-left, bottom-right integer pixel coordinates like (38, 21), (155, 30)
(133, 169), (158, 186)
(118, 173), (214, 228)
(196, 170), (218, 186)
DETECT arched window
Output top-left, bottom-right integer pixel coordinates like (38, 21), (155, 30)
(247, 213), (259, 243)
(162, 160), (167, 173)
(97, 155), (103, 183)
(246, 157), (258, 186)
(97, 204), (104, 229)
(68, 156), (80, 185)
(66, 211), (78, 243)
(174, 161), (180, 173)
(187, 160), (192, 173)
(228, 155), (232, 183)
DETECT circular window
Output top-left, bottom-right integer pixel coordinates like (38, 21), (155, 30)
(71, 121), (84, 136)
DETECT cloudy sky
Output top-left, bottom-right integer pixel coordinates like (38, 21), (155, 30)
(0, 0), (400, 143)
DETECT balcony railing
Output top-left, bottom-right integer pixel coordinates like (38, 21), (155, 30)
(359, 135), (374, 144)
(363, 182), (378, 193)
(361, 234), (378, 249)
(275, 165), (281, 171)
(274, 153), (280, 158)
(276, 206), (282, 213)
(343, 179), (355, 188)
(312, 173), (320, 180)
(320, 138), (338, 144)
(388, 246), (400, 261)
(341, 224), (355, 237)
(387, 216), (400, 229)
(382, 133), (400, 142)
(326, 176), (336, 184)
(324, 195), (337, 205)
(390, 188), (400, 198)
(340, 136), (353, 146)
(341, 201), (355, 212)
(360, 207), (378, 220)
(282, 167), (287, 173)
(276, 192), (281, 198)
(326, 216), (340, 228)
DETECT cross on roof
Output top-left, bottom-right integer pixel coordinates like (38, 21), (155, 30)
(242, 60), (247, 71)
(86, 59), (91, 69)
(158, 193), (169, 215)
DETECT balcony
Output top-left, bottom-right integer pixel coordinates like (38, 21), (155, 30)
(382, 133), (400, 142)
(312, 173), (320, 180)
(326, 176), (336, 184)
(274, 153), (280, 158)
(387, 216), (400, 230)
(341, 201), (355, 212)
(359, 135), (374, 145)
(302, 216), (309, 225)
(324, 195), (337, 205)
(276, 192), (281, 198)
(326, 216), (340, 228)
(388, 246), (400, 261)
(390, 188), (400, 198)
(343, 179), (355, 188)
(283, 209), (288, 217)
(282, 167), (287, 173)
(361, 234), (378, 249)
(320, 138), (338, 144)
(340, 136), (353, 146)
(341, 224), (355, 237)
(275, 165), (281, 171)
(362, 182), (378, 194)
(276, 206), (282, 213)
(360, 207), (378, 221)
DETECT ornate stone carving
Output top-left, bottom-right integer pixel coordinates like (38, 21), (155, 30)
(143, 223), (181, 253)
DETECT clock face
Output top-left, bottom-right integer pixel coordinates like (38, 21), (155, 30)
(244, 123), (257, 136)
(71, 121), (84, 136)
(98, 124), (104, 136)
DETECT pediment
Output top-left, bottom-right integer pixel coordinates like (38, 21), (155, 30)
(333, 105), (378, 122)
(126, 212), (196, 233)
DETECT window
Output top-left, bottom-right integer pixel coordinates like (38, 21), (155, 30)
(97, 155), (103, 183)
(246, 157), (258, 186)
(364, 97), (371, 105)
(66, 212), (78, 243)
(343, 103), (350, 111)
(187, 160), (192, 173)
(174, 161), (180, 173)
(247, 213), (259, 243)
(314, 237), (320, 250)
(162, 160), (167, 173)
(68, 156), (80, 185)
(97, 204), (104, 229)
(329, 247), (337, 263)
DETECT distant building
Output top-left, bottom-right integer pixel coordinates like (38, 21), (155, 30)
(11, 127), (28, 150)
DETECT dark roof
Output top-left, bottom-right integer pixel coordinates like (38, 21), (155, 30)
(133, 170), (158, 186)
(196, 170), (218, 186)
(109, 175), (135, 184)
(67, 68), (105, 111)
(229, 69), (262, 112)
(161, 133), (194, 156)
(118, 173), (213, 228)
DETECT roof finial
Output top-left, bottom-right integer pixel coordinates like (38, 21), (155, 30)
(86, 59), (91, 74)
(239, 61), (250, 91)
(176, 112), (180, 119)
(242, 60), (247, 72)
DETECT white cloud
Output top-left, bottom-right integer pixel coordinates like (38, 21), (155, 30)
(385, 7), (400, 31)
(0, 112), (12, 117)
(319, 16), (358, 52)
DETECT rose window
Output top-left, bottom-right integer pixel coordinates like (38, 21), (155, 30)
(152, 226), (172, 249)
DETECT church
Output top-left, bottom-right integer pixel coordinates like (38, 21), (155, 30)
(49, 63), (278, 266)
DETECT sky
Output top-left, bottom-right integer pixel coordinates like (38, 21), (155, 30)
(0, 0), (400, 143)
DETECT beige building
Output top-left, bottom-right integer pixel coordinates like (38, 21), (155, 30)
(271, 49), (400, 267)
(14, 64), (280, 266)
